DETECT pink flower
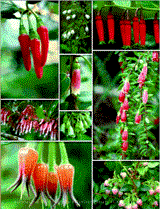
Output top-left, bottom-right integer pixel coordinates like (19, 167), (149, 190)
(118, 200), (125, 207)
(123, 99), (129, 111)
(123, 81), (130, 94)
(132, 204), (138, 209)
(142, 90), (148, 104)
(119, 91), (125, 102)
(93, 147), (96, 150)
(104, 179), (110, 187)
(143, 162), (148, 166)
(118, 191), (123, 197)
(137, 199), (142, 206)
(156, 185), (160, 193)
(149, 189), (155, 195)
(105, 189), (110, 195)
(71, 69), (81, 95)
(135, 112), (141, 124)
(122, 130), (128, 141)
(122, 141), (128, 152)
(152, 51), (159, 62)
(121, 111), (127, 122)
(142, 64), (148, 77)
(120, 106), (123, 114)
(116, 114), (120, 124)
(112, 188), (119, 195)
(153, 201), (158, 206)
(120, 172), (127, 179)
(125, 205), (132, 209)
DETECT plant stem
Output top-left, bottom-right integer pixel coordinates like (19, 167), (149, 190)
(37, 142), (43, 163)
(59, 142), (69, 164)
(48, 142), (56, 172)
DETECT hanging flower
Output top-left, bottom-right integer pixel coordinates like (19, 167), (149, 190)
(71, 69), (81, 95)
(47, 172), (58, 199)
(8, 147), (38, 197)
(30, 163), (55, 207)
(53, 164), (80, 207)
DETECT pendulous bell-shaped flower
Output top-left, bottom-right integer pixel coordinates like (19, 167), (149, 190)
(7, 147), (38, 197)
(52, 164), (80, 208)
(30, 163), (55, 207)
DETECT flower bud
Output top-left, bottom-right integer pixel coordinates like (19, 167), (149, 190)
(142, 90), (148, 104)
(123, 81), (130, 94)
(62, 10), (67, 15)
(152, 51), (159, 62)
(105, 189), (110, 195)
(121, 111), (127, 123)
(85, 14), (90, 19)
(132, 204), (138, 209)
(116, 114), (120, 124)
(120, 172), (127, 179)
(119, 91), (125, 102)
(72, 14), (76, 19)
(118, 200), (125, 207)
(153, 201), (158, 206)
(122, 130), (128, 141)
(118, 191), (123, 197)
(156, 185), (160, 193)
(122, 141), (128, 152)
(135, 112), (141, 124)
(143, 162), (148, 166)
(104, 179), (110, 187)
(149, 189), (155, 195)
(123, 99), (129, 111)
(137, 199), (142, 206)
(71, 69), (81, 95)
(112, 188), (118, 195)
(66, 16), (70, 20)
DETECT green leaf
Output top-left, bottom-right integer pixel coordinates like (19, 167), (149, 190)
(133, 180), (141, 188)
(137, 167), (148, 176)
(36, 105), (45, 119)
(139, 184), (150, 191)
(94, 182), (99, 193)
(113, 0), (131, 7)
(121, 184), (133, 192)
(148, 162), (159, 168)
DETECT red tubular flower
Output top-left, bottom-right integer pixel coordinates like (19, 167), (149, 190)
(37, 25), (49, 67)
(135, 112), (141, 124)
(122, 130), (128, 141)
(47, 172), (58, 199)
(120, 19), (126, 46)
(139, 18), (146, 46)
(123, 80), (130, 94)
(30, 38), (43, 79)
(123, 99), (129, 111)
(133, 14), (139, 44)
(152, 51), (159, 62)
(95, 12), (105, 44)
(71, 69), (81, 95)
(30, 163), (54, 207)
(53, 164), (80, 208)
(28, 14), (43, 79)
(116, 114), (120, 124)
(142, 89), (148, 104)
(124, 11), (131, 46)
(153, 13), (159, 44)
(121, 111), (127, 123)
(18, 17), (31, 71)
(107, 11), (115, 42)
(8, 147), (38, 197)
(119, 91), (125, 103)
(122, 141), (128, 152)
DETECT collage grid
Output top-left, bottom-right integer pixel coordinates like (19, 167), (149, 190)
(1, 0), (160, 209)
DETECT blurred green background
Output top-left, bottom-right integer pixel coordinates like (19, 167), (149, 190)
(1, 1), (59, 98)
(1, 142), (92, 209)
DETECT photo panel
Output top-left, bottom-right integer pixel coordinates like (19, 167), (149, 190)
(1, 100), (59, 141)
(93, 1), (159, 50)
(1, 141), (92, 209)
(93, 51), (159, 160)
(60, 55), (92, 111)
(1, 1), (59, 99)
(93, 161), (160, 208)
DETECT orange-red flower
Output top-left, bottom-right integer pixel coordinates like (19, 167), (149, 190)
(52, 164), (80, 207)
(30, 163), (55, 207)
(47, 172), (58, 199)
(8, 147), (38, 197)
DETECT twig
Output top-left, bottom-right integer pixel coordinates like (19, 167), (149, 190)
(1, 132), (25, 141)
